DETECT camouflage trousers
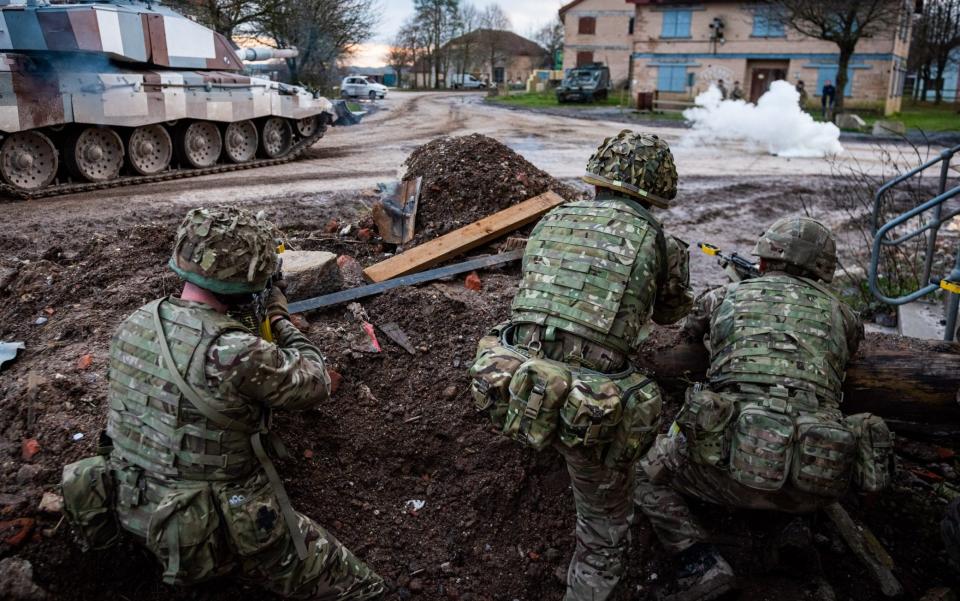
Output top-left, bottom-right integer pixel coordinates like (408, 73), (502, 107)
(117, 470), (384, 600)
(634, 434), (831, 554)
(556, 442), (637, 601)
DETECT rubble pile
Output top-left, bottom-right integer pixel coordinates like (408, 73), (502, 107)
(404, 134), (580, 242)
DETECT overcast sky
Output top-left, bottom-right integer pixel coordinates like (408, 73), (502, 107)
(347, 0), (567, 66)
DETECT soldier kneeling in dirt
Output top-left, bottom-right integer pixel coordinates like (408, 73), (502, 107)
(635, 217), (895, 601)
(469, 130), (694, 601)
(60, 207), (384, 600)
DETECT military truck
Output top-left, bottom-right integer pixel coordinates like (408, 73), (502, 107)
(556, 63), (612, 103)
(0, 0), (337, 198)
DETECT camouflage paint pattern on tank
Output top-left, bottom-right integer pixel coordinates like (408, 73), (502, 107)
(0, 1), (334, 133)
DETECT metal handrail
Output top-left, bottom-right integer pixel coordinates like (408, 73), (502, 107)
(868, 143), (960, 341)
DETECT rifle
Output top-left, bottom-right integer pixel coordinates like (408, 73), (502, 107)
(698, 242), (760, 282)
(256, 242), (286, 342)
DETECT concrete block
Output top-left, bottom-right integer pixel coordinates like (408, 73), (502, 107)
(897, 301), (945, 340)
(281, 250), (342, 302)
(873, 120), (907, 136)
(836, 113), (867, 131)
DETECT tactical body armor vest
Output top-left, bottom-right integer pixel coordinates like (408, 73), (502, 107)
(106, 298), (261, 481)
(676, 275), (885, 498)
(511, 195), (666, 358)
(708, 274), (849, 408)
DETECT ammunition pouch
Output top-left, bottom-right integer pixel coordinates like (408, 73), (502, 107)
(503, 357), (572, 451)
(676, 386), (734, 467)
(214, 472), (287, 557)
(845, 413), (895, 493)
(790, 416), (856, 497)
(729, 405), (794, 491)
(61, 455), (121, 551)
(470, 323), (529, 429)
(145, 482), (231, 585)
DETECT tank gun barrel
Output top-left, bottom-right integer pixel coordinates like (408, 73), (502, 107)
(240, 47), (299, 61)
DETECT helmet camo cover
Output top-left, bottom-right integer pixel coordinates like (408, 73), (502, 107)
(753, 216), (837, 282)
(583, 129), (678, 208)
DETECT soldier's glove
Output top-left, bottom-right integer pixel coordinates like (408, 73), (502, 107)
(265, 285), (290, 322)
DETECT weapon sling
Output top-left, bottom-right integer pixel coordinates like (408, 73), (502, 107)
(149, 299), (309, 560)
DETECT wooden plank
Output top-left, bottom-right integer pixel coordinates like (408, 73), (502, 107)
(288, 250), (524, 314)
(362, 191), (565, 283)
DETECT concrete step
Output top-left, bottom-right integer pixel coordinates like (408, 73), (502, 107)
(897, 301), (947, 340)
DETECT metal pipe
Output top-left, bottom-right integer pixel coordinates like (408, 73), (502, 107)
(921, 153), (953, 284)
(872, 143), (960, 234)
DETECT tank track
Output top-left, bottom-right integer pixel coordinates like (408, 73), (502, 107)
(0, 124), (327, 201)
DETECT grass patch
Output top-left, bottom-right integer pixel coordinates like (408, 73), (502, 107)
(809, 101), (960, 132)
(487, 90), (631, 108)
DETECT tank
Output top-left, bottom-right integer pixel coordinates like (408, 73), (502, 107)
(0, 0), (337, 197)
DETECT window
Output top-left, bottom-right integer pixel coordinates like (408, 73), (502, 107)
(579, 16), (596, 35)
(629, 17), (635, 35)
(815, 67), (854, 97)
(576, 51), (594, 67)
(657, 65), (688, 92)
(661, 10), (692, 38)
(494, 67), (505, 83)
(752, 7), (785, 37)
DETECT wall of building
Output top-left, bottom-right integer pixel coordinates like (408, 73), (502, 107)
(628, 1), (911, 114)
(561, 0), (635, 87)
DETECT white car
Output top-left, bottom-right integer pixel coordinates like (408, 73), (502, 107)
(341, 76), (388, 100)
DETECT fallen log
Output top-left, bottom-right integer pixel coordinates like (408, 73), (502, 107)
(639, 332), (960, 424)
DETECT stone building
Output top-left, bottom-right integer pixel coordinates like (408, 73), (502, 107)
(627, 0), (913, 114)
(559, 0), (637, 87)
(558, 0), (915, 114)
(412, 29), (550, 88)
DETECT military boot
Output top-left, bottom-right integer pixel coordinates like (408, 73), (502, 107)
(660, 544), (736, 601)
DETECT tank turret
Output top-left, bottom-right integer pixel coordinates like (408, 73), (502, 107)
(0, 0), (336, 196)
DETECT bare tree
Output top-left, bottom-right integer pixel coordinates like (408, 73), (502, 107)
(478, 4), (512, 85)
(414, 0), (460, 88)
(167, 0), (276, 38)
(769, 0), (906, 114)
(258, 0), (378, 89)
(532, 16), (564, 71)
(387, 35), (415, 89)
(450, 3), (481, 85)
(912, 0), (960, 103)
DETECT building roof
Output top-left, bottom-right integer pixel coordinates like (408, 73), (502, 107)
(448, 29), (549, 57)
(558, 0), (589, 17)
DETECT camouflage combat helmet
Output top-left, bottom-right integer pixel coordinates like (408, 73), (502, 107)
(582, 130), (678, 208)
(169, 207), (279, 295)
(753, 216), (837, 282)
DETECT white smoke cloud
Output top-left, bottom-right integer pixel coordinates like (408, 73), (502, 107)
(682, 80), (843, 158)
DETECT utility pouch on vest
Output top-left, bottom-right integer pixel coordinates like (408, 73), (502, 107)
(469, 330), (528, 429)
(215, 472), (287, 556)
(603, 374), (661, 471)
(61, 455), (120, 551)
(114, 465), (144, 508)
(677, 387), (734, 467)
(791, 416), (856, 497)
(503, 358), (571, 451)
(845, 413), (895, 493)
(558, 371), (623, 449)
(729, 406), (794, 491)
(146, 484), (229, 585)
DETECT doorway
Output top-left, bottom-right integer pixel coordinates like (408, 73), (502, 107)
(747, 61), (788, 102)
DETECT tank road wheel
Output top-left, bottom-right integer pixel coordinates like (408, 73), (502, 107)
(295, 115), (322, 138)
(0, 131), (58, 191)
(127, 125), (172, 175)
(223, 121), (258, 163)
(260, 117), (293, 158)
(177, 121), (222, 169)
(67, 127), (124, 182)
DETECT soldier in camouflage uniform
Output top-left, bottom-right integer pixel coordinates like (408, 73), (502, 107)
(62, 207), (383, 600)
(469, 130), (694, 601)
(635, 217), (871, 601)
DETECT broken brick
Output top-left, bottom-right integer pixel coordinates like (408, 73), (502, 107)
(327, 369), (343, 395)
(357, 228), (374, 242)
(465, 271), (482, 291)
(0, 518), (35, 548)
(77, 354), (93, 370)
(324, 219), (340, 234)
(303, 449), (315, 459)
(20, 439), (40, 462)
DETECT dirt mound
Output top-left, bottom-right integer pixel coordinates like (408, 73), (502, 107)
(404, 134), (580, 242)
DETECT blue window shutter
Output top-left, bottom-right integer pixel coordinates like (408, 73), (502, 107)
(662, 11), (676, 37)
(677, 11), (691, 37)
(753, 8), (785, 37)
(658, 66), (687, 92)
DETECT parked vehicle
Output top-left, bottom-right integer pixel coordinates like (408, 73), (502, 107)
(341, 76), (388, 100)
(556, 63), (612, 103)
(449, 73), (487, 89)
